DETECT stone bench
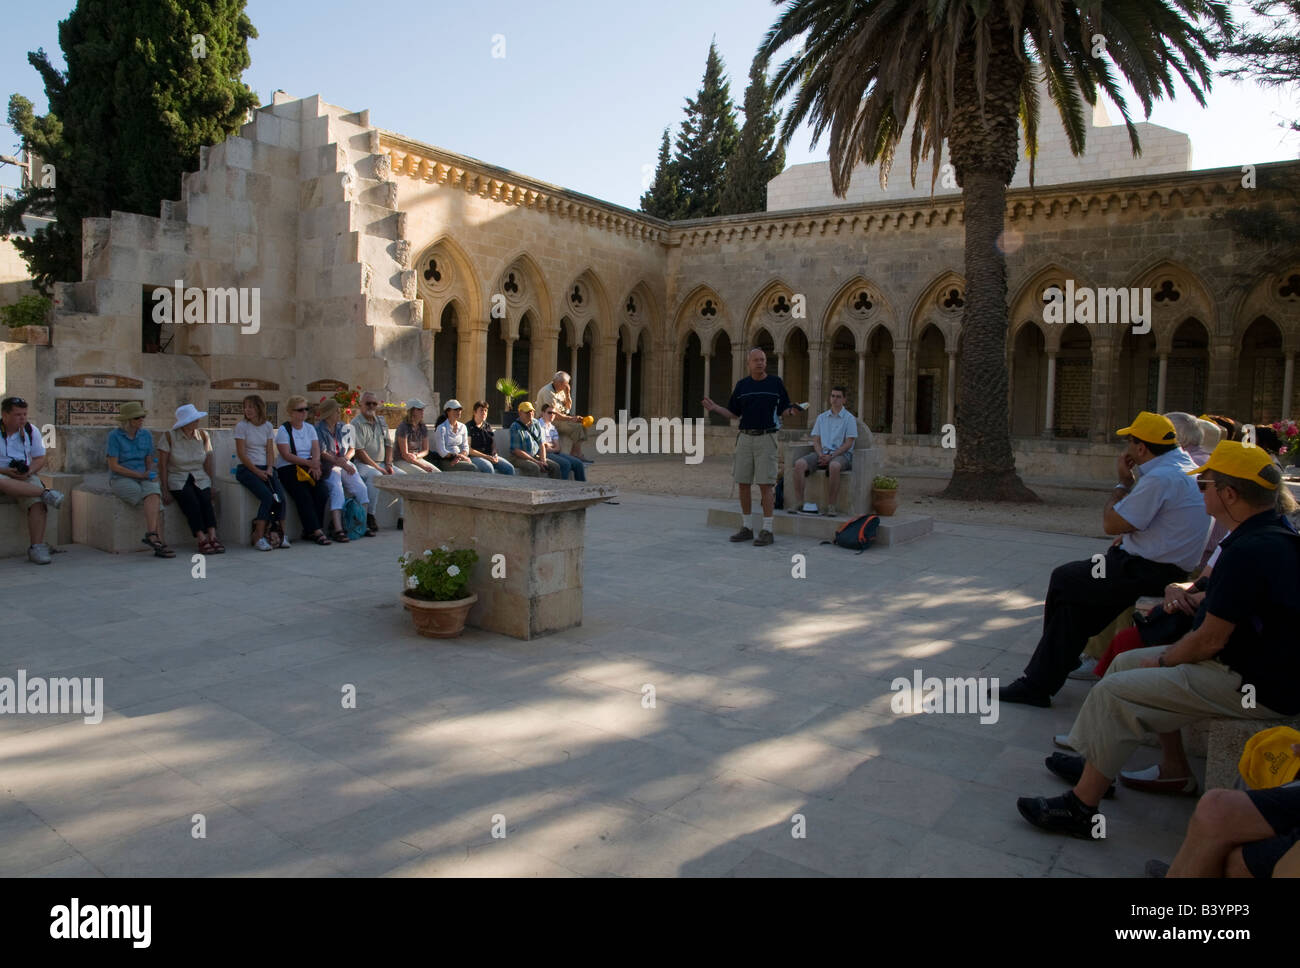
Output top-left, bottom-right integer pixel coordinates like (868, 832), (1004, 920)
(213, 470), (402, 545)
(0, 471), (79, 557)
(782, 419), (877, 516)
(72, 472), (186, 553)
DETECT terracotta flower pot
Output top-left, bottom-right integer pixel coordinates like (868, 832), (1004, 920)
(402, 592), (478, 638)
(3, 325), (49, 345)
(871, 488), (899, 516)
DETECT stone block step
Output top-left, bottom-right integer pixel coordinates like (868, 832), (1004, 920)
(705, 507), (932, 547)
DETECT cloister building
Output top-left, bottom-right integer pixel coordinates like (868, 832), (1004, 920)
(1, 92), (1296, 478)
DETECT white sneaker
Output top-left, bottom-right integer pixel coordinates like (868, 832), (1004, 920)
(1067, 656), (1100, 681)
(27, 543), (51, 565)
(254, 537), (274, 552)
(41, 488), (64, 509)
(278, 535), (291, 549)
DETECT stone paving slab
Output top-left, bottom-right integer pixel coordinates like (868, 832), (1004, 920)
(0, 493), (1200, 876)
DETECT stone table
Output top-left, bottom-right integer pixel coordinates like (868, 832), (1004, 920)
(377, 474), (618, 640)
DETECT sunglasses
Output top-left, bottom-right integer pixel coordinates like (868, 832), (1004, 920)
(364, 401), (378, 407)
(293, 407), (309, 412)
(3, 397), (27, 409)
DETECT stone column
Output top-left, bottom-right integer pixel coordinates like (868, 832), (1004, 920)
(775, 352), (784, 380)
(624, 349), (634, 415)
(591, 335), (618, 419)
(1090, 337), (1115, 442)
(892, 340), (909, 435)
(702, 352), (711, 411)
(569, 344), (579, 407)
(1205, 338), (1236, 417)
(1283, 354), (1295, 421)
(856, 351), (867, 422)
(945, 350), (957, 426)
(1043, 352), (1057, 438)
(530, 330), (559, 407)
(1156, 354), (1169, 413)
(807, 339), (825, 413)
(459, 325), (487, 412)
(505, 335), (515, 384)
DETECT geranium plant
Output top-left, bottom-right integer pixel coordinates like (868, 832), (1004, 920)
(400, 545), (479, 602)
(1270, 420), (1299, 467)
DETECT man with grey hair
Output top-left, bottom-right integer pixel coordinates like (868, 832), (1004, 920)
(536, 371), (591, 463)
(1165, 412), (1211, 466)
(350, 390), (398, 534)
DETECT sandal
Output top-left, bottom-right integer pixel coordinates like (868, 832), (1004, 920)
(330, 528), (350, 543)
(142, 531), (176, 558)
(210, 538), (226, 554)
(197, 536), (216, 555)
(309, 531), (332, 546)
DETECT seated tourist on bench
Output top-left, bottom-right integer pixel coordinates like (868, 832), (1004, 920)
(157, 404), (224, 554)
(1016, 442), (1300, 838)
(433, 400), (489, 472)
(0, 395), (64, 565)
(107, 402), (174, 558)
(467, 401), (514, 475)
(275, 395), (333, 546)
(394, 400), (439, 475)
(316, 398), (369, 542)
(234, 394), (289, 551)
(538, 405), (586, 481)
(790, 386), (855, 516)
(1000, 412), (1207, 708)
(1152, 749), (1300, 878)
(508, 402), (560, 478)
(350, 391), (394, 534)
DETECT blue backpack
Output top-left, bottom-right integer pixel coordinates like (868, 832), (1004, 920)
(821, 513), (880, 554)
(343, 497), (367, 540)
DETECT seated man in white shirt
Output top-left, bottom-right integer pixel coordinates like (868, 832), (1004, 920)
(0, 396), (65, 565)
(789, 387), (856, 517)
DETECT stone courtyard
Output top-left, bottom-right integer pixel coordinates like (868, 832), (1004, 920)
(0, 482), (1198, 877)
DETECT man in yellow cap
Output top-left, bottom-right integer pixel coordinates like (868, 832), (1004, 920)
(1017, 440), (1300, 843)
(1001, 411), (1208, 707)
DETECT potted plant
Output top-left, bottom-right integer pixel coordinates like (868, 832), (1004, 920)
(1271, 420), (1299, 468)
(0, 293), (52, 345)
(495, 377), (528, 423)
(871, 475), (900, 516)
(399, 545), (480, 638)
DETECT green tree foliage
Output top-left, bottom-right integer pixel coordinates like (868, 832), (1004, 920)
(639, 128), (683, 219)
(1, 0), (258, 293)
(721, 55), (785, 215)
(673, 42), (739, 220)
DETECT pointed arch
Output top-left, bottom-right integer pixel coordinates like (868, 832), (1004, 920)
(818, 275), (899, 348)
(414, 235), (483, 333)
(492, 250), (554, 338)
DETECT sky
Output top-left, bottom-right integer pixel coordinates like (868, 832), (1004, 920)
(1, 0), (1296, 208)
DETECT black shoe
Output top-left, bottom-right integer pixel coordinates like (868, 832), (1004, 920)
(1045, 752), (1116, 798)
(1145, 859), (1170, 878)
(1017, 792), (1102, 839)
(729, 527), (754, 542)
(999, 677), (1051, 708)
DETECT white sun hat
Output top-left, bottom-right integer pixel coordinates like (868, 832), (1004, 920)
(172, 403), (208, 430)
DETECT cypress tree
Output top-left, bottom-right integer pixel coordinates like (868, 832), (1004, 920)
(1, 0), (258, 293)
(640, 127), (683, 219)
(721, 55), (785, 215)
(673, 41), (739, 220)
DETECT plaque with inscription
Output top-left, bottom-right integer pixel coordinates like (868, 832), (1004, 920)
(208, 400), (278, 428)
(54, 374), (144, 389)
(211, 378), (279, 391)
(56, 398), (145, 426)
(306, 379), (348, 393)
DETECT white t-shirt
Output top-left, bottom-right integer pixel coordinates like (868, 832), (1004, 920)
(274, 423), (319, 469)
(234, 420), (276, 468)
(0, 422), (45, 466)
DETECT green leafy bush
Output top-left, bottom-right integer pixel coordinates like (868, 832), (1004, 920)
(0, 293), (51, 328)
(400, 546), (479, 602)
(872, 475), (898, 490)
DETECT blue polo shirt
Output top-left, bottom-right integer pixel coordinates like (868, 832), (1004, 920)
(106, 427), (155, 479)
(811, 408), (858, 454)
(509, 419), (543, 457)
(1115, 448), (1208, 571)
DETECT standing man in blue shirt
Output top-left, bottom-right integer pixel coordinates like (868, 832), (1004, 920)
(1000, 411), (1209, 707)
(703, 347), (802, 547)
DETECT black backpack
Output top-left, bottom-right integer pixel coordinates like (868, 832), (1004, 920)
(821, 513), (880, 554)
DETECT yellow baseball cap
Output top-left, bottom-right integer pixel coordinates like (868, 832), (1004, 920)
(1186, 440), (1279, 490)
(1116, 411), (1178, 446)
(1239, 725), (1300, 789)
(516, 401), (534, 413)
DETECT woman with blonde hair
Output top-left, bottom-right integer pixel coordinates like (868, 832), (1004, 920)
(316, 398), (368, 541)
(275, 395), (332, 545)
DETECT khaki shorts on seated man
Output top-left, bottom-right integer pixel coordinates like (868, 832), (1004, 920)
(0, 396), (65, 565)
(790, 386), (856, 517)
(536, 372), (590, 462)
(1016, 442), (1300, 839)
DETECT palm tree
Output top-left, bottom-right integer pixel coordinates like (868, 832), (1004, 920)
(759, 1), (1230, 501)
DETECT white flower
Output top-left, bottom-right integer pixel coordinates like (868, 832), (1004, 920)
(405, 575), (418, 590)
(440, 544), (450, 552)
(446, 564), (460, 577)
(423, 548), (432, 557)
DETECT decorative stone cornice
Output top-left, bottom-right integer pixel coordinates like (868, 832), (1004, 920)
(378, 132), (672, 245)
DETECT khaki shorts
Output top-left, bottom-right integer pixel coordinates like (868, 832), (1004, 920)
(109, 476), (162, 506)
(556, 419), (588, 444)
(733, 431), (779, 486)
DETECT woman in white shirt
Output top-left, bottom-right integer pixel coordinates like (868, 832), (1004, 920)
(432, 400), (492, 472)
(316, 398), (368, 539)
(158, 403), (224, 554)
(233, 394), (289, 550)
(275, 395), (333, 545)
